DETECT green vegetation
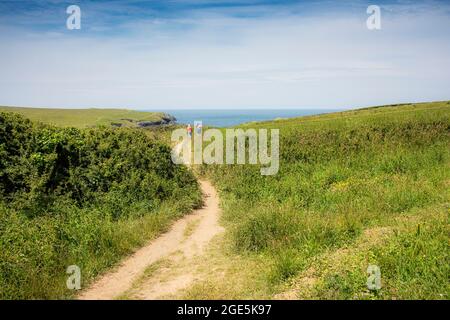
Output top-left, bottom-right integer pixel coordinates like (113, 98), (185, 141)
(0, 106), (167, 128)
(1, 101), (449, 300)
(200, 101), (450, 299)
(0, 112), (201, 299)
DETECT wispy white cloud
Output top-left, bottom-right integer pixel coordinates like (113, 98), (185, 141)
(0, 1), (449, 109)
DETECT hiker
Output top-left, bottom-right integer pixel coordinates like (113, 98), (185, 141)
(196, 122), (202, 134)
(187, 124), (192, 137)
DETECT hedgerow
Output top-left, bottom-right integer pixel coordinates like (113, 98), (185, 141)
(0, 112), (201, 299)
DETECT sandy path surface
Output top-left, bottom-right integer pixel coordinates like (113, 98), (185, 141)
(78, 180), (223, 300)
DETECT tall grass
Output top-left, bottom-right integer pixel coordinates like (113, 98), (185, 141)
(202, 101), (450, 299)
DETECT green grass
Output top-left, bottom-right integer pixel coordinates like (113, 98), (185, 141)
(0, 106), (167, 128)
(200, 101), (450, 299)
(309, 207), (449, 300)
(2, 101), (449, 300)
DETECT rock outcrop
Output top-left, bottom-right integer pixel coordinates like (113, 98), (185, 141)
(137, 113), (177, 127)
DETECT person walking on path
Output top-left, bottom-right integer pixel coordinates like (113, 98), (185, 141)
(196, 122), (202, 134)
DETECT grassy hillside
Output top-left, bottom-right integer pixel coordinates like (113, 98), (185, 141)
(0, 112), (201, 299)
(196, 101), (450, 300)
(0, 106), (167, 128)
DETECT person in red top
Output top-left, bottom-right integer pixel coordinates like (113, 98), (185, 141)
(187, 124), (192, 137)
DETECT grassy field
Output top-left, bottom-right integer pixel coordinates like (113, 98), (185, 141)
(0, 106), (167, 128)
(194, 101), (450, 300)
(1, 101), (449, 300)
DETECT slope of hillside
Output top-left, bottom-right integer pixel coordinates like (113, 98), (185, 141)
(0, 106), (172, 128)
(1, 101), (449, 300)
(196, 101), (450, 299)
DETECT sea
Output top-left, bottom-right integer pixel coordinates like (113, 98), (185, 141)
(144, 109), (342, 127)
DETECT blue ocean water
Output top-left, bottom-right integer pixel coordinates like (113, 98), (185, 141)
(146, 109), (341, 127)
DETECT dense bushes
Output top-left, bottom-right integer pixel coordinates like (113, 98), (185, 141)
(0, 112), (201, 299)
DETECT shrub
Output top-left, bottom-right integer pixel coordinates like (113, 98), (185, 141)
(0, 112), (201, 299)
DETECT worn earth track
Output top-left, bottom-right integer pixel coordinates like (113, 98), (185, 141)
(78, 180), (223, 300)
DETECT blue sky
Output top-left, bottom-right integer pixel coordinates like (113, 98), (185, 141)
(0, 0), (449, 109)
